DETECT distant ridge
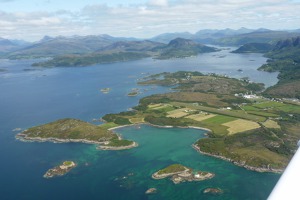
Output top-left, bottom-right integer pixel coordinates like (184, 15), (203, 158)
(4, 35), (139, 59)
(232, 43), (273, 53)
(2, 28), (300, 59)
(153, 38), (218, 59)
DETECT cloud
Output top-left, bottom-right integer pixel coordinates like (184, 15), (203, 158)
(148, 0), (168, 7)
(0, 0), (300, 41)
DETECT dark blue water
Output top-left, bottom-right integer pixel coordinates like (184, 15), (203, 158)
(0, 48), (280, 199)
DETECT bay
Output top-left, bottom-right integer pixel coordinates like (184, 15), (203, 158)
(0, 47), (280, 199)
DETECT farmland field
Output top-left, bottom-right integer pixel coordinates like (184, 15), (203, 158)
(201, 115), (237, 125)
(171, 102), (266, 122)
(222, 119), (261, 135)
(185, 113), (216, 121)
(167, 108), (190, 118)
(129, 117), (145, 123)
(262, 120), (281, 129)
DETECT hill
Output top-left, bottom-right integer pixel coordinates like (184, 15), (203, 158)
(150, 28), (300, 46)
(153, 38), (218, 59)
(32, 52), (150, 67)
(258, 36), (300, 98)
(97, 40), (163, 53)
(151, 28), (255, 44)
(150, 32), (194, 43)
(232, 43), (274, 53)
(0, 37), (30, 55)
(4, 35), (137, 59)
(32, 38), (218, 67)
(216, 30), (300, 46)
(16, 118), (136, 149)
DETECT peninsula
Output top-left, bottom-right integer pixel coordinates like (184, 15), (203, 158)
(16, 118), (136, 150)
(152, 164), (214, 184)
(16, 71), (300, 173)
(43, 161), (76, 178)
(101, 71), (300, 172)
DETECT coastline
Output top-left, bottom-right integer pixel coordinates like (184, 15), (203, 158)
(192, 144), (284, 173)
(15, 133), (138, 150)
(108, 122), (212, 133)
(97, 142), (138, 150)
(17, 123), (284, 173)
(15, 133), (105, 145)
(152, 167), (190, 179)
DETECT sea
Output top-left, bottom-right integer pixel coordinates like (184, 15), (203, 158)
(0, 48), (281, 200)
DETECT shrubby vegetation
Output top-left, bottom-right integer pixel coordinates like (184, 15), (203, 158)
(258, 36), (300, 98)
(101, 71), (300, 171)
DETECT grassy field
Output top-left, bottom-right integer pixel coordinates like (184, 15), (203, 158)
(185, 113), (216, 121)
(148, 104), (176, 113)
(262, 120), (281, 129)
(164, 92), (233, 107)
(129, 117), (145, 123)
(148, 103), (163, 108)
(252, 101), (284, 108)
(222, 119), (261, 135)
(191, 115), (237, 136)
(246, 111), (279, 117)
(248, 101), (300, 114)
(171, 102), (266, 122)
(201, 115), (237, 125)
(167, 108), (191, 118)
(99, 122), (120, 130)
(277, 104), (300, 113)
(242, 105), (260, 111)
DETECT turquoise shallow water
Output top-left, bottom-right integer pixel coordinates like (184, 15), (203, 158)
(113, 125), (279, 200)
(0, 48), (281, 199)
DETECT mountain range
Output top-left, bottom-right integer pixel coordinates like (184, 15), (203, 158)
(1, 28), (300, 98)
(32, 38), (218, 67)
(1, 28), (300, 59)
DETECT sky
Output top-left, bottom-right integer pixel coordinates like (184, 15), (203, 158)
(0, 0), (300, 41)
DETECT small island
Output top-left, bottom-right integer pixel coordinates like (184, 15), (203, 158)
(100, 88), (111, 94)
(127, 88), (140, 97)
(145, 188), (157, 194)
(43, 161), (76, 178)
(127, 91), (139, 97)
(97, 138), (138, 150)
(152, 164), (214, 184)
(203, 188), (224, 195)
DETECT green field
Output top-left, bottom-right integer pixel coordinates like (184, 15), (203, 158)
(246, 111), (279, 117)
(248, 101), (300, 114)
(171, 102), (266, 122)
(201, 115), (237, 125)
(99, 122), (119, 130)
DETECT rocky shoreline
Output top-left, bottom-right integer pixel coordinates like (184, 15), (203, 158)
(152, 164), (214, 184)
(17, 123), (284, 173)
(192, 144), (284, 173)
(108, 122), (212, 133)
(16, 133), (138, 150)
(16, 133), (105, 145)
(43, 161), (76, 178)
(97, 142), (138, 150)
(152, 167), (191, 180)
